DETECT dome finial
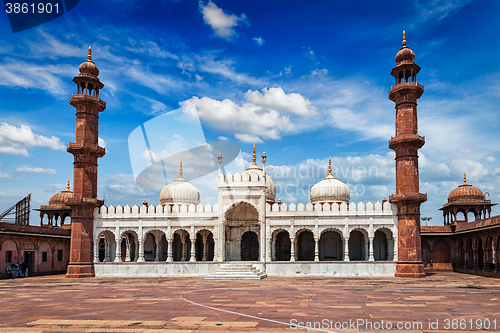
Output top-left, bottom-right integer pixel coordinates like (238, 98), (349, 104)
(252, 144), (257, 166)
(87, 46), (92, 61)
(402, 30), (407, 47)
(179, 160), (183, 179)
(67, 179), (70, 191)
(328, 156), (332, 176)
(463, 171), (467, 185)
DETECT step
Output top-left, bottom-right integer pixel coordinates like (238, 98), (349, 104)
(205, 263), (267, 280)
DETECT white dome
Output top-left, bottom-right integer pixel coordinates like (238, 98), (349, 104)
(310, 157), (350, 204)
(160, 161), (200, 206)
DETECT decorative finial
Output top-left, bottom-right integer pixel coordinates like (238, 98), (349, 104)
(67, 179), (70, 191)
(179, 160), (183, 179)
(328, 156), (332, 176)
(463, 171), (467, 185)
(87, 46), (92, 61)
(402, 31), (407, 48)
(252, 144), (257, 166)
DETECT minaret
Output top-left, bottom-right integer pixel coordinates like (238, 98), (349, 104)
(389, 32), (427, 278)
(65, 46), (106, 278)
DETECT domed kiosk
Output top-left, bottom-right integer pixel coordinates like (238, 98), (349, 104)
(160, 160), (201, 206)
(310, 157), (350, 204)
(36, 180), (73, 227)
(439, 173), (496, 224)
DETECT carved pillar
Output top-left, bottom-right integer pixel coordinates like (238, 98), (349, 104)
(114, 238), (122, 262)
(155, 236), (160, 262)
(104, 239), (110, 262)
(290, 237), (295, 262)
(202, 237), (207, 261)
(344, 237), (350, 261)
(473, 245), (479, 271)
(166, 237), (173, 262)
(125, 237), (131, 262)
(314, 237), (319, 262)
(93, 238), (99, 263)
(137, 238), (145, 262)
(181, 237), (186, 261)
(190, 234), (196, 262)
(369, 236), (375, 261)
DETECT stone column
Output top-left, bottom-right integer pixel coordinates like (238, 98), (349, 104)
(114, 238), (122, 262)
(181, 238), (186, 261)
(290, 237), (295, 262)
(134, 239), (139, 261)
(125, 238), (131, 262)
(104, 239), (110, 262)
(190, 234), (196, 262)
(202, 238), (207, 261)
(93, 238), (99, 263)
(314, 237), (319, 262)
(473, 246), (479, 271)
(137, 238), (145, 262)
(344, 237), (350, 261)
(266, 224), (271, 262)
(155, 237), (160, 262)
(166, 237), (173, 262)
(483, 244), (488, 272)
(369, 236), (375, 261)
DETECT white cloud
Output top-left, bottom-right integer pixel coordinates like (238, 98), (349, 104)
(235, 134), (263, 143)
(244, 87), (316, 116)
(16, 165), (57, 175)
(98, 137), (107, 149)
(486, 156), (496, 162)
(199, 1), (248, 41)
(180, 87), (316, 143)
(0, 122), (65, 156)
(417, 0), (473, 22)
(0, 172), (12, 179)
(217, 136), (229, 142)
(252, 37), (265, 46)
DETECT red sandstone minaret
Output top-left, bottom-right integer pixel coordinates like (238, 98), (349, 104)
(65, 47), (106, 278)
(389, 32), (427, 278)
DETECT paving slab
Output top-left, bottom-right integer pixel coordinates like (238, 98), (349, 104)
(0, 272), (499, 332)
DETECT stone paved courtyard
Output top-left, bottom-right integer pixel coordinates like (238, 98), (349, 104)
(0, 272), (499, 332)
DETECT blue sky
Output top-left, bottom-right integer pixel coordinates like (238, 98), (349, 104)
(0, 0), (499, 226)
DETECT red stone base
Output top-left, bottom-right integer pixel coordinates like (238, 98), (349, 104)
(65, 263), (95, 278)
(395, 261), (426, 278)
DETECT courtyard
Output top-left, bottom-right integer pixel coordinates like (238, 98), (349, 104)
(0, 272), (499, 332)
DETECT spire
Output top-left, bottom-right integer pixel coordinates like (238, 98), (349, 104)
(463, 171), (467, 185)
(402, 30), (407, 48)
(328, 156), (332, 176)
(87, 46), (92, 61)
(67, 179), (70, 191)
(179, 160), (183, 179)
(252, 144), (257, 166)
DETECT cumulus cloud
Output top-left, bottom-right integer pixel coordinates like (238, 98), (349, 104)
(199, 1), (248, 41)
(0, 172), (12, 179)
(16, 165), (57, 175)
(244, 87), (316, 116)
(252, 37), (265, 46)
(0, 122), (65, 156)
(217, 136), (229, 141)
(486, 156), (496, 163)
(180, 87), (316, 142)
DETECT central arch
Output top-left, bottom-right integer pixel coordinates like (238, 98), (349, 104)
(224, 201), (260, 261)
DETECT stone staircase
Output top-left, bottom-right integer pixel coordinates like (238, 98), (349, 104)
(205, 263), (267, 280)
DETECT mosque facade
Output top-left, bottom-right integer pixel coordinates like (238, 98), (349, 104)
(36, 32), (493, 279)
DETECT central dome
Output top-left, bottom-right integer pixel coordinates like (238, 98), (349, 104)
(310, 157), (350, 204)
(160, 161), (201, 206)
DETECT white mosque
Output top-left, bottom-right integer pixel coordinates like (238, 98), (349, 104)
(92, 146), (397, 278)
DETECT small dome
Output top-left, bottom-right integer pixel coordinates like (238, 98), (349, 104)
(49, 180), (72, 205)
(79, 46), (99, 77)
(448, 173), (484, 203)
(160, 161), (201, 206)
(310, 157), (350, 204)
(395, 31), (415, 63)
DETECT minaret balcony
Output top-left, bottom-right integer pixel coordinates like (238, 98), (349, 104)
(389, 82), (424, 101)
(69, 94), (106, 110)
(389, 134), (425, 150)
(67, 142), (106, 158)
